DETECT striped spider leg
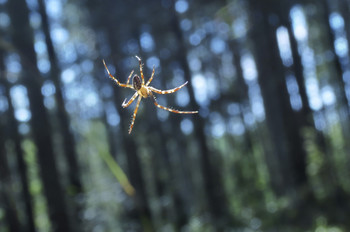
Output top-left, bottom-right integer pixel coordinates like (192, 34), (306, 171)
(103, 56), (198, 134)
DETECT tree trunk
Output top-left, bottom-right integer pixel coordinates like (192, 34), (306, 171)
(321, 0), (350, 120)
(169, 1), (232, 228)
(0, 49), (37, 232)
(7, 0), (72, 231)
(247, 0), (308, 194)
(0, 114), (23, 232)
(36, 0), (83, 228)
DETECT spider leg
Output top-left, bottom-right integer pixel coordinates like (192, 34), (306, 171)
(129, 95), (142, 134)
(145, 65), (155, 86)
(149, 81), (188, 95)
(151, 94), (198, 114)
(122, 92), (139, 108)
(103, 60), (134, 89)
(126, 70), (134, 85)
(135, 56), (145, 84)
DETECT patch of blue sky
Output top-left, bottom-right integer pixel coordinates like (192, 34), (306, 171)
(15, 108), (31, 122)
(290, 6), (308, 41)
(320, 85), (336, 106)
(157, 107), (169, 122)
(210, 112), (225, 138)
(0, 95), (8, 112)
(105, 102), (120, 127)
(180, 19), (192, 31)
(330, 12), (344, 31)
(25, 0), (38, 11)
(175, 0), (188, 14)
(334, 36), (348, 58)
(232, 17), (247, 38)
(249, 83), (265, 121)
(192, 74), (209, 106)
(6, 54), (22, 75)
(46, 0), (62, 20)
(37, 58), (51, 73)
(0, 13), (10, 28)
(146, 56), (160, 70)
(10, 85), (31, 122)
(228, 117), (245, 136)
(241, 52), (257, 82)
(140, 32), (155, 52)
(34, 40), (47, 55)
(210, 37), (226, 54)
(276, 26), (293, 67)
(305, 77), (323, 111)
(176, 90), (190, 107)
(61, 68), (76, 84)
(243, 111), (256, 127)
(51, 27), (70, 44)
(81, 60), (94, 73)
(29, 12), (41, 29)
(189, 29), (206, 46)
(189, 58), (202, 72)
(41, 81), (56, 97)
(286, 75), (302, 111)
(227, 103), (240, 116)
(83, 91), (99, 108)
(180, 118), (193, 135)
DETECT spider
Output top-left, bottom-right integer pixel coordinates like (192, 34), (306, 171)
(103, 56), (198, 134)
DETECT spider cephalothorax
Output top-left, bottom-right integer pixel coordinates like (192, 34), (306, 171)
(103, 56), (198, 134)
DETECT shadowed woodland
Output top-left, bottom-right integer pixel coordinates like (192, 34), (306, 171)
(1, 0), (350, 231)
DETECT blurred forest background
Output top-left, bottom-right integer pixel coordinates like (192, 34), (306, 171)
(1, 0), (350, 231)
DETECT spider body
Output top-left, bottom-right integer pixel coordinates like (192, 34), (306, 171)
(103, 56), (198, 134)
(133, 75), (149, 98)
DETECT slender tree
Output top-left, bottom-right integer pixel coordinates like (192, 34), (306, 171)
(169, 0), (233, 228)
(36, 0), (84, 228)
(0, 48), (37, 232)
(247, 0), (308, 194)
(7, 0), (72, 231)
(0, 96), (22, 232)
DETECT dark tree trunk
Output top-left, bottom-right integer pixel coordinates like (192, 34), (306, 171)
(231, 39), (255, 151)
(321, 0), (350, 120)
(7, 0), (72, 231)
(318, 0), (350, 203)
(158, 56), (193, 229)
(279, 1), (329, 201)
(169, 1), (233, 228)
(248, 0), (308, 194)
(229, 40), (264, 202)
(36, 0), (84, 227)
(0, 115), (22, 232)
(0, 49), (37, 232)
(282, 15), (313, 126)
(339, 0), (350, 66)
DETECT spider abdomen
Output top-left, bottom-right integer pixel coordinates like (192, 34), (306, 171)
(133, 75), (142, 90)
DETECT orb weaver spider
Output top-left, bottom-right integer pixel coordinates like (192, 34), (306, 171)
(103, 56), (198, 134)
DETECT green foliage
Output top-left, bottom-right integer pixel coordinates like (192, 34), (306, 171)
(22, 139), (51, 232)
